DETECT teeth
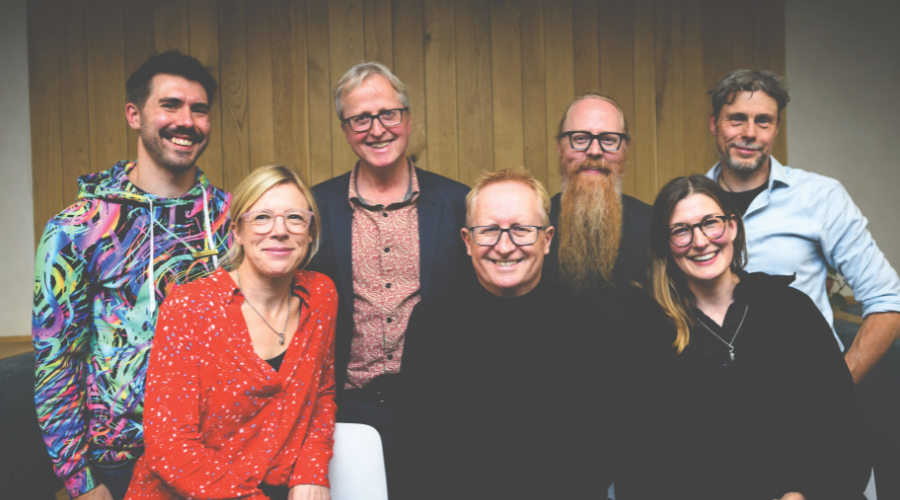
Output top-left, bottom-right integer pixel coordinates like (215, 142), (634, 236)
(170, 137), (193, 146)
(690, 252), (716, 262)
(495, 260), (518, 267)
(369, 141), (391, 148)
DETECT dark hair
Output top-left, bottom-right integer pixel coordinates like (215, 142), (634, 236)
(647, 175), (747, 353)
(126, 50), (218, 110)
(709, 69), (790, 121)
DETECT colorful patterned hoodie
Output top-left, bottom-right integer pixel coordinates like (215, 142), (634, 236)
(32, 161), (231, 498)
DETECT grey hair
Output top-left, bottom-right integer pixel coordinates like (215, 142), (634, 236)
(333, 62), (410, 119)
(710, 69), (790, 120)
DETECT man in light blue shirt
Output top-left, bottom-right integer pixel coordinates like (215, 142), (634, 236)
(705, 69), (900, 384)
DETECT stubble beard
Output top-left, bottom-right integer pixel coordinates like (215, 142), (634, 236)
(718, 141), (768, 181)
(140, 122), (208, 174)
(558, 158), (624, 293)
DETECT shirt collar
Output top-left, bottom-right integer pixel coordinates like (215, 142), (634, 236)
(217, 268), (311, 305)
(708, 155), (790, 194)
(348, 158), (420, 211)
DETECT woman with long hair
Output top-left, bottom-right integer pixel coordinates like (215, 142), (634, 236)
(614, 174), (870, 500)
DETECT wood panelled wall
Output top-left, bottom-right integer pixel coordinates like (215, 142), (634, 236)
(28, 0), (785, 245)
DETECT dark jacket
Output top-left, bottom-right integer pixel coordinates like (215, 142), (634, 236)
(544, 192), (652, 292)
(614, 273), (871, 500)
(308, 167), (471, 391)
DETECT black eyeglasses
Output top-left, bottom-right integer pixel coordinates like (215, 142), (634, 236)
(669, 215), (733, 247)
(341, 108), (408, 133)
(560, 131), (628, 152)
(466, 225), (546, 246)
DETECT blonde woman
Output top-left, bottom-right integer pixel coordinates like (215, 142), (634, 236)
(127, 165), (336, 500)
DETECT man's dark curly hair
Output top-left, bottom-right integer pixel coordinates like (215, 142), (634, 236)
(709, 69), (789, 121)
(126, 50), (217, 109)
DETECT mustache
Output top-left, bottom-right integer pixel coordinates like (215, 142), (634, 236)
(728, 140), (761, 151)
(161, 126), (203, 142)
(576, 158), (612, 175)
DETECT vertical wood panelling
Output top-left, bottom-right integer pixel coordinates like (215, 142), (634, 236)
(599, 0), (636, 197)
(520, 0), (548, 188)
(271, 0), (311, 182)
(454, 0), (493, 185)
(490, 0), (524, 170)
(572, 0), (600, 96)
(246, 0), (277, 169)
(189, 0), (224, 188)
(423, 0), (458, 180)
(59, 0), (91, 204)
(30, 0), (788, 231)
(328, 0), (365, 176)
(218, 0), (251, 191)
(364, 0), (393, 67)
(543, 0), (575, 196)
(86, 0), (127, 172)
(28, 0), (65, 246)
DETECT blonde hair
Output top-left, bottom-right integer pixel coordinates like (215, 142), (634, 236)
(333, 62), (410, 119)
(223, 165), (321, 270)
(465, 168), (551, 227)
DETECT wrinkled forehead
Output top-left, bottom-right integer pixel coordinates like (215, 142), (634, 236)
(471, 182), (543, 223)
(563, 98), (626, 133)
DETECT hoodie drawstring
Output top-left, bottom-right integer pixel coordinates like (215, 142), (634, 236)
(147, 198), (156, 313)
(201, 187), (219, 269)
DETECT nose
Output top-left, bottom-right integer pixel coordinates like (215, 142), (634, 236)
(586, 137), (604, 157)
(369, 116), (386, 136)
(691, 226), (711, 248)
(742, 121), (758, 140)
(493, 230), (517, 254)
(270, 215), (289, 238)
(174, 105), (195, 129)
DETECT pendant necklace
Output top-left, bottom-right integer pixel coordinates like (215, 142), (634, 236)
(695, 304), (749, 361)
(237, 269), (291, 346)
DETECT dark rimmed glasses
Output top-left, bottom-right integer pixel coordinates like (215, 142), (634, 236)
(241, 209), (314, 235)
(560, 131), (628, 152)
(466, 225), (546, 246)
(341, 108), (409, 133)
(669, 215), (733, 247)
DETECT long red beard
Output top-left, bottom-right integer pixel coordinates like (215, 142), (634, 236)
(558, 160), (623, 292)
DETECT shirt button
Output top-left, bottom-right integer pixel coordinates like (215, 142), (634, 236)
(384, 247), (390, 253)
(385, 283), (392, 289)
(386, 317), (393, 323)
(382, 212), (389, 217)
(387, 354), (394, 360)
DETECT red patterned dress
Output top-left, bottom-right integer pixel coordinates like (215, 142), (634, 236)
(125, 268), (337, 500)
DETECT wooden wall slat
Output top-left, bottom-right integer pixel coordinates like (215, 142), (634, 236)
(86, 0), (127, 173)
(454, 0), (493, 185)
(59, 0), (91, 205)
(123, 1), (154, 162)
(28, 0), (65, 246)
(306, 0), (333, 186)
(246, 0), (277, 170)
(423, 0), (458, 180)
(599, 0), (636, 197)
(189, 0), (225, 189)
(653, 0), (685, 187)
(543, 0), (575, 196)
(680, 0), (710, 176)
(520, 0), (548, 188)
(271, 0), (311, 182)
(391, 0), (426, 169)
(631, 0), (658, 203)
(730, 3), (755, 70)
(218, 0), (251, 192)
(754, 0), (787, 163)
(155, 0), (190, 53)
(364, 0), (393, 67)
(490, 0), (524, 170)
(328, 0), (365, 176)
(572, 0), (601, 96)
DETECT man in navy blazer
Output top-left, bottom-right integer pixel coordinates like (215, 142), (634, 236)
(308, 62), (469, 481)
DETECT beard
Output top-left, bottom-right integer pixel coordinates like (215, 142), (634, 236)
(140, 123), (208, 173)
(717, 140), (768, 180)
(558, 157), (624, 293)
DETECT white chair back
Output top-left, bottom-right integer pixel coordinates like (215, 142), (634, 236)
(329, 423), (389, 500)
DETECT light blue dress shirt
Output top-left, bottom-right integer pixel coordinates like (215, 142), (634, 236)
(706, 157), (900, 349)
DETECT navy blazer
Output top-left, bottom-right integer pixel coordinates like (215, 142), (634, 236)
(308, 167), (471, 391)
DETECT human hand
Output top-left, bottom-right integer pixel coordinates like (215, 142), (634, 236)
(776, 493), (806, 500)
(288, 484), (330, 500)
(73, 484), (114, 500)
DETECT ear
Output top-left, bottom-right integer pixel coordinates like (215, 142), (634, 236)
(231, 221), (245, 248)
(543, 226), (555, 255)
(461, 227), (474, 257)
(709, 113), (718, 136)
(727, 217), (738, 243)
(556, 138), (564, 159)
(126, 102), (141, 131)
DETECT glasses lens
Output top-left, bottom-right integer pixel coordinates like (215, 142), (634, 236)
(569, 133), (592, 150)
(379, 109), (403, 126)
(701, 217), (726, 239)
(349, 115), (372, 132)
(509, 226), (538, 245)
(670, 226), (693, 247)
(599, 133), (622, 151)
(473, 227), (501, 245)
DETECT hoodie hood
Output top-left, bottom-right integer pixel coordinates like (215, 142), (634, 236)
(77, 160), (213, 206)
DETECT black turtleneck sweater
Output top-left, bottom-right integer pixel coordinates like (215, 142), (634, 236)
(394, 277), (622, 500)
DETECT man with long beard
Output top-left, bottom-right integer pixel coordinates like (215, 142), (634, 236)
(544, 93), (652, 294)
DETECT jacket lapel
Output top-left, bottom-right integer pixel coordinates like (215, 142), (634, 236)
(327, 194), (355, 311)
(416, 171), (442, 299)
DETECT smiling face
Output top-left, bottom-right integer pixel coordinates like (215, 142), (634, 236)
(669, 193), (738, 287)
(339, 74), (411, 172)
(234, 182), (313, 279)
(463, 181), (554, 298)
(557, 98), (628, 188)
(711, 90), (780, 176)
(127, 74), (211, 172)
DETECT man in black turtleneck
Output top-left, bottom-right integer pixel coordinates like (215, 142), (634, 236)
(394, 168), (619, 500)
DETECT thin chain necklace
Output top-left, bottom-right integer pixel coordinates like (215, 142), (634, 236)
(237, 269), (291, 346)
(719, 171), (737, 192)
(695, 304), (749, 361)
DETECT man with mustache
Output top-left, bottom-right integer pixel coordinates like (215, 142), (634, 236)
(32, 51), (231, 500)
(544, 93), (652, 294)
(705, 69), (900, 384)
